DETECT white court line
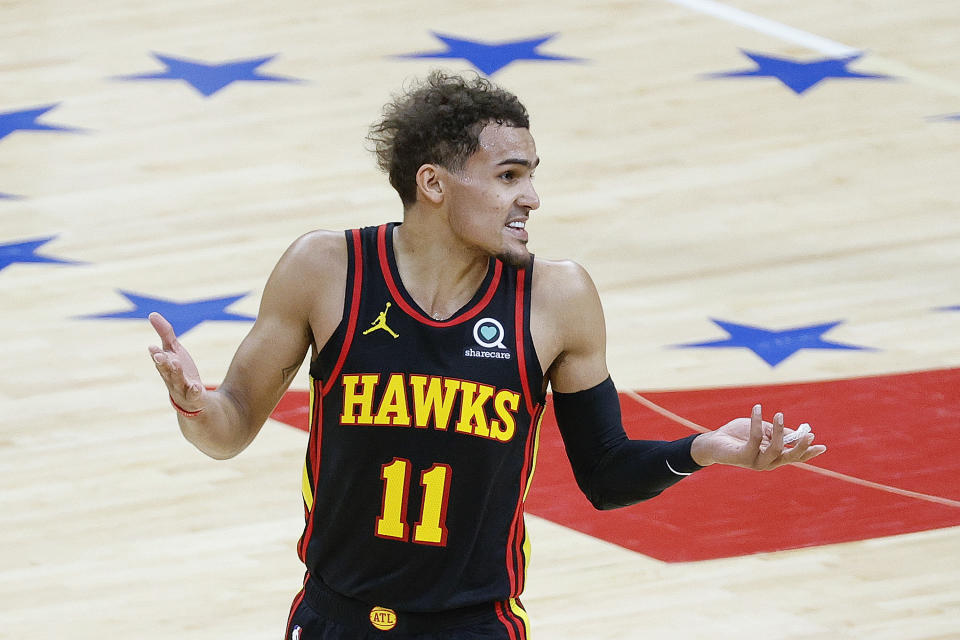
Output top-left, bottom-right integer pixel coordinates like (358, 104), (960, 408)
(623, 389), (960, 509)
(665, 0), (860, 57)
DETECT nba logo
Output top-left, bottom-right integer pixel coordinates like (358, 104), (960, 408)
(291, 625), (302, 640)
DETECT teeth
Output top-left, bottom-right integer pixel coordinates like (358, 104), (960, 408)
(508, 221), (525, 229)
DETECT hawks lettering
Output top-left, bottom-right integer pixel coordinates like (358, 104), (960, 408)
(373, 373), (412, 426)
(340, 373), (379, 425)
(339, 373), (520, 442)
(455, 381), (495, 437)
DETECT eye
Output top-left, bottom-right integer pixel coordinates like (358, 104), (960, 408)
(500, 171), (516, 181)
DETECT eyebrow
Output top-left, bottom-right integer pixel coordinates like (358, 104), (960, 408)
(497, 157), (540, 169)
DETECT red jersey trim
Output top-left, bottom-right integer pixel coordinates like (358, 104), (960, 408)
(285, 584), (306, 638)
(322, 229), (364, 397)
(505, 402), (544, 597)
(310, 378), (324, 492)
(495, 601), (519, 640)
(298, 377), (325, 562)
(376, 224), (503, 327)
(514, 268), (536, 416)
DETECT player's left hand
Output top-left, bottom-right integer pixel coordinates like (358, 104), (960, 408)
(691, 404), (827, 469)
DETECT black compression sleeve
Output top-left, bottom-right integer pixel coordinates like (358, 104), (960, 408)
(552, 376), (703, 510)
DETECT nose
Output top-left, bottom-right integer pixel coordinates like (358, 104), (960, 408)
(519, 179), (540, 211)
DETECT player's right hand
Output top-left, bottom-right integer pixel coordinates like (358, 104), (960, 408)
(148, 312), (206, 412)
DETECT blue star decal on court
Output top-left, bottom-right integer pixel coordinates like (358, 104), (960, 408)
(0, 104), (84, 142)
(115, 53), (302, 97)
(0, 236), (82, 272)
(394, 33), (583, 76)
(675, 319), (873, 367)
(705, 51), (893, 95)
(81, 291), (256, 336)
(928, 113), (960, 122)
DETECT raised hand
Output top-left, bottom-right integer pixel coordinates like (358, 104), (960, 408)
(692, 404), (827, 470)
(148, 312), (206, 413)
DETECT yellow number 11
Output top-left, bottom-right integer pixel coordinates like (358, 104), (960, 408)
(376, 458), (452, 546)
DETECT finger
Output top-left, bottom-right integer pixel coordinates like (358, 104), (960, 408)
(782, 431), (813, 461)
(153, 353), (182, 379)
(161, 369), (200, 403)
(783, 423), (811, 447)
(758, 412), (785, 467)
(776, 429), (828, 465)
(747, 404), (763, 451)
(798, 443), (827, 462)
(759, 421), (773, 446)
(152, 351), (191, 387)
(184, 382), (204, 401)
(772, 413), (785, 453)
(149, 312), (178, 351)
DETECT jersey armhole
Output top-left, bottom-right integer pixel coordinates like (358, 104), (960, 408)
(516, 258), (546, 411)
(309, 229), (362, 387)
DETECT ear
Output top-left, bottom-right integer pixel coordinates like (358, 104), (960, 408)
(415, 164), (445, 205)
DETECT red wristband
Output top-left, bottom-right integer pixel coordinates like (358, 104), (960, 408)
(169, 394), (204, 417)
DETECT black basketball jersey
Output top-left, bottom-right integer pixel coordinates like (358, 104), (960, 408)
(297, 222), (546, 613)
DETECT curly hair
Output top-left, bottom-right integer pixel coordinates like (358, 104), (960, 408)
(368, 71), (530, 207)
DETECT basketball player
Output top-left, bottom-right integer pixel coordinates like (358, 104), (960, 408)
(148, 71), (826, 639)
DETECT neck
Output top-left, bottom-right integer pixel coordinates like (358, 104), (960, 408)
(392, 215), (490, 321)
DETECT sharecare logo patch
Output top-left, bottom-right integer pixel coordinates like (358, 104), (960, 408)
(466, 317), (511, 359)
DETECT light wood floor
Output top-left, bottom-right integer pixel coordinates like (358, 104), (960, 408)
(2, 1), (959, 638)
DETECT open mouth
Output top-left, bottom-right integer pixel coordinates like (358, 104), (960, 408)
(505, 219), (528, 241)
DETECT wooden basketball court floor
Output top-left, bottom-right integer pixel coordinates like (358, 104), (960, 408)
(1, 1), (958, 638)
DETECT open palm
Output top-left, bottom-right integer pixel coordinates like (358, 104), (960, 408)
(696, 405), (827, 470)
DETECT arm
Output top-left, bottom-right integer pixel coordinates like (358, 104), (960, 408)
(533, 260), (826, 509)
(551, 377), (702, 508)
(148, 231), (346, 459)
(534, 259), (699, 507)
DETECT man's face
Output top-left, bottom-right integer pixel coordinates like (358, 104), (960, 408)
(444, 123), (540, 267)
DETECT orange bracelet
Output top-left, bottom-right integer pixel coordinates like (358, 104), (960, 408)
(169, 394), (204, 417)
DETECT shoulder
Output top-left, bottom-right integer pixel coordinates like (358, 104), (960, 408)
(257, 229), (351, 348)
(529, 257), (607, 383)
(280, 229), (348, 273)
(531, 257), (602, 311)
(532, 257), (593, 285)
(261, 229), (348, 306)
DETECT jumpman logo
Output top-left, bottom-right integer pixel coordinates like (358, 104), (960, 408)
(363, 302), (399, 339)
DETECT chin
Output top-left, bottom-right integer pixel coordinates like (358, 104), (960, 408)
(495, 247), (531, 268)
